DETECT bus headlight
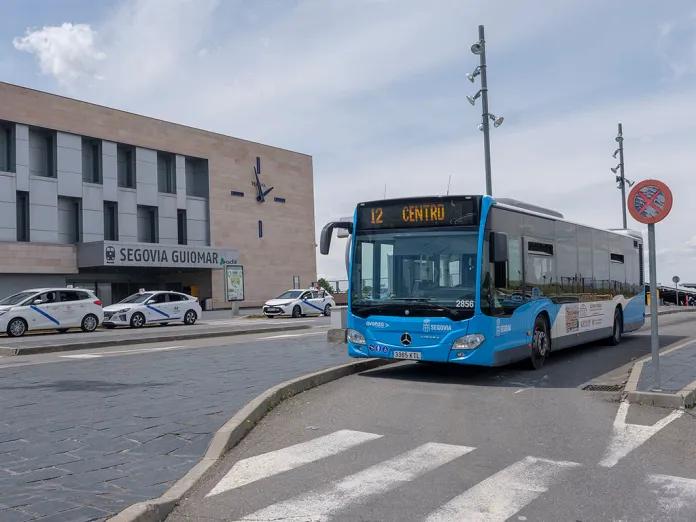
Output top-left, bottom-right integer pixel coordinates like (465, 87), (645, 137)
(452, 334), (485, 350)
(347, 329), (366, 345)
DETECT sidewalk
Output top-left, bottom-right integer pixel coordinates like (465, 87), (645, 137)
(626, 339), (696, 408)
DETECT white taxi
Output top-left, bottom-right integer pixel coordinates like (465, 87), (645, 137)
(102, 291), (201, 328)
(263, 289), (334, 318)
(0, 288), (103, 337)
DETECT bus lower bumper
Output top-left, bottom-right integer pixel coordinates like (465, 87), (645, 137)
(348, 342), (531, 367)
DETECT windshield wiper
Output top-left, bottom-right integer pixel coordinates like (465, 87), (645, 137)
(385, 297), (432, 302)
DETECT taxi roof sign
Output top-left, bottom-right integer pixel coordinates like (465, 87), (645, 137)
(628, 179), (672, 225)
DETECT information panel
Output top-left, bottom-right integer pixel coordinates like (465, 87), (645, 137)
(357, 197), (480, 230)
(225, 264), (245, 301)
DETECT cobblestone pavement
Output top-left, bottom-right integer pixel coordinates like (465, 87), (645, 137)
(0, 332), (348, 521)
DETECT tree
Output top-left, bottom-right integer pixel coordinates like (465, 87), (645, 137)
(317, 278), (335, 293)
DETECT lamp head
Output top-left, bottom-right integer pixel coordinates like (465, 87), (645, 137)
(466, 90), (481, 106)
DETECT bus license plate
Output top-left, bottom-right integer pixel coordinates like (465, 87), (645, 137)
(393, 351), (422, 360)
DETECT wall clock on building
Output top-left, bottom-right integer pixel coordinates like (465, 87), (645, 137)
(252, 156), (274, 202)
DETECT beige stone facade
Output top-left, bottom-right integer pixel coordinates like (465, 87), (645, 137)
(0, 82), (316, 307)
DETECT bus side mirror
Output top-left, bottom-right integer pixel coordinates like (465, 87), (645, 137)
(320, 221), (353, 255)
(490, 232), (508, 263)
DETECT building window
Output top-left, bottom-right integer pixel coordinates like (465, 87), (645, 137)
(185, 157), (209, 198)
(117, 144), (135, 188)
(177, 209), (187, 245)
(58, 197), (81, 244)
(230, 191), (244, 197)
(104, 201), (118, 241)
(274, 196), (286, 203)
(0, 121), (14, 173)
(16, 191), (29, 242)
(157, 152), (176, 194)
(82, 137), (102, 184)
(137, 205), (158, 243)
(28, 128), (55, 177)
(258, 220), (263, 238)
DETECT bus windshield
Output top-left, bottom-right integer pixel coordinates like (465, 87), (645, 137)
(351, 229), (478, 319)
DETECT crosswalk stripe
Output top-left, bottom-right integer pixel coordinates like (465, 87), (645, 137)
(425, 456), (581, 522)
(236, 442), (474, 521)
(206, 429), (383, 497)
(648, 474), (696, 515)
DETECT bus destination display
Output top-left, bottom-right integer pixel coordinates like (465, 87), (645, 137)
(357, 197), (480, 229)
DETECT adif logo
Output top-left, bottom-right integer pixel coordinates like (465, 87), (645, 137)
(423, 319), (451, 333)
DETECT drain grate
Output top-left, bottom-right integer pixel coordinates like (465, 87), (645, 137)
(582, 383), (624, 392)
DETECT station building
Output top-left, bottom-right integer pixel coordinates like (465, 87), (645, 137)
(0, 82), (316, 307)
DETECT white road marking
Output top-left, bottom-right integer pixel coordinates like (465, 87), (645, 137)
(425, 456), (580, 522)
(60, 345), (186, 359)
(236, 442), (474, 522)
(256, 331), (327, 340)
(648, 473), (696, 516)
(514, 388), (528, 394)
(599, 401), (683, 467)
(206, 430), (382, 497)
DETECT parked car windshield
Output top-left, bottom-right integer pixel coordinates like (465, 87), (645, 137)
(118, 293), (154, 304)
(276, 290), (303, 299)
(0, 291), (38, 306)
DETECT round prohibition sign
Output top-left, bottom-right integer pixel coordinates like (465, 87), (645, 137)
(627, 179), (673, 224)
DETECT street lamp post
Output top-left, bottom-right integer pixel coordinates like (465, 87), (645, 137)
(477, 25), (492, 196)
(467, 24), (503, 196)
(611, 123), (634, 229)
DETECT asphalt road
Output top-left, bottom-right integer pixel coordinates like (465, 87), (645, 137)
(0, 321), (344, 522)
(170, 314), (696, 522)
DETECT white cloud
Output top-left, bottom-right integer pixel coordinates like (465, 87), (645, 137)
(13, 23), (106, 85)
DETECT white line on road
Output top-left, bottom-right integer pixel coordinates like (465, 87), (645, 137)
(236, 442), (475, 522)
(425, 456), (581, 522)
(206, 430), (383, 497)
(599, 401), (683, 468)
(256, 331), (327, 340)
(648, 473), (696, 516)
(60, 345), (186, 359)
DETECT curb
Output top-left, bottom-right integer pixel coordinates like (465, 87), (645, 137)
(647, 308), (696, 318)
(625, 338), (696, 409)
(109, 357), (394, 522)
(0, 325), (310, 356)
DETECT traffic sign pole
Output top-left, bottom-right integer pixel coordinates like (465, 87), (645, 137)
(648, 223), (660, 390)
(628, 179), (672, 391)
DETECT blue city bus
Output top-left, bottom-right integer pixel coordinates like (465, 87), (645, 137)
(320, 195), (645, 369)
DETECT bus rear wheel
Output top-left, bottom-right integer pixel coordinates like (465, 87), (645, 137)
(608, 308), (623, 346)
(529, 315), (550, 370)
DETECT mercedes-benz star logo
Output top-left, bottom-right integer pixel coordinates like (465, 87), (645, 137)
(400, 333), (412, 346)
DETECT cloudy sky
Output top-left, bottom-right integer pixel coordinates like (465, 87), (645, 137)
(3, 0), (696, 285)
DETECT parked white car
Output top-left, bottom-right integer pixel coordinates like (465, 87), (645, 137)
(0, 288), (103, 337)
(102, 291), (201, 328)
(263, 289), (334, 318)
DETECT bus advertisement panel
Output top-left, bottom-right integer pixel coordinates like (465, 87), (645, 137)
(321, 195), (645, 369)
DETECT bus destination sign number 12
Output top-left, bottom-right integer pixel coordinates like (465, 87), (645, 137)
(358, 197), (479, 229)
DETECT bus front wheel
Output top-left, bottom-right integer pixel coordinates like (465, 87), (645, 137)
(529, 315), (550, 370)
